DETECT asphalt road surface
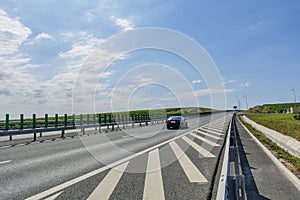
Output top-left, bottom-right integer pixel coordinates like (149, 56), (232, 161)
(0, 113), (232, 200)
(235, 117), (300, 200)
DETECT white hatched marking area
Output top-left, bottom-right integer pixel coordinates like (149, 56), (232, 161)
(26, 115), (231, 200)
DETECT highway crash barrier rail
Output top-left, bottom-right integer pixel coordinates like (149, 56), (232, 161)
(217, 113), (247, 200)
(0, 113), (168, 141)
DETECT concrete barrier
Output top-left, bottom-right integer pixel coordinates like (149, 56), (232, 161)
(242, 115), (300, 158)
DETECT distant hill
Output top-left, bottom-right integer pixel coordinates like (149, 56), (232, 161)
(248, 103), (300, 113)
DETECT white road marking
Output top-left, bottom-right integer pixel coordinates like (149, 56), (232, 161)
(122, 134), (139, 138)
(196, 130), (221, 140)
(189, 132), (220, 147)
(202, 126), (225, 132)
(88, 161), (129, 200)
(181, 136), (215, 158)
(199, 127), (224, 136)
(0, 160), (12, 165)
(143, 149), (165, 200)
(0, 145), (10, 149)
(44, 191), (64, 200)
(25, 126), (210, 200)
(169, 141), (207, 183)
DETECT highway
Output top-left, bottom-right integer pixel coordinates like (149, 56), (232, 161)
(0, 113), (231, 200)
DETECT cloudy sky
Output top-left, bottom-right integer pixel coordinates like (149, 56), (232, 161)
(0, 0), (299, 118)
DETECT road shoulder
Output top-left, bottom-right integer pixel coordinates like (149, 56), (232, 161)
(236, 118), (300, 199)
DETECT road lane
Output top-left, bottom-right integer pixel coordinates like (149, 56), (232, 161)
(0, 113), (231, 199)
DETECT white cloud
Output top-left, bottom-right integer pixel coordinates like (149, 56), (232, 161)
(61, 32), (75, 41)
(59, 34), (104, 60)
(227, 80), (236, 83)
(249, 20), (264, 31)
(0, 9), (31, 56)
(34, 32), (56, 41)
(192, 79), (202, 84)
(192, 88), (235, 97)
(240, 81), (250, 88)
(86, 11), (95, 22)
(110, 15), (134, 31)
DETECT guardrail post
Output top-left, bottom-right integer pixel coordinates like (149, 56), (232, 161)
(5, 114), (9, 131)
(145, 113), (149, 126)
(80, 114), (83, 126)
(32, 114), (36, 128)
(94, 114), (97, 130)
(138, 114), (142, 126)
(20, 114), (24, 130)
(33, 114), (36, 141)
(72, 114), (75, 127)
(45, 114), (48, 128)
(5, 114), (12, 141)
(64, 114), (67, 127)
(55, 114), (58, 127)
(61, 114), (67, 138)
(111, 114), (115, 131)
(80, 114), (85, 134)
(117, 114), (120, 129)
(108, 114), (112, 130)
(122, 114), (125, 129)
(98, 114), (102, 133)
(132, 114), (135, 128)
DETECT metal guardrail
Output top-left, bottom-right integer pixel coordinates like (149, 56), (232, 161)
(0, 113), (167, 141)
(216, 113), (247, 200)
(228, 113), (247, 200)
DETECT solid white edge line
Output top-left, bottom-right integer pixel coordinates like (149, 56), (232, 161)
(88, 161), (129, 200)
(216, 115), (232, 200)
(143, 149), (165, 200)
(0, 160), (12, 165)
(25, 126), (206, 200)
(237, 116), (300, 190)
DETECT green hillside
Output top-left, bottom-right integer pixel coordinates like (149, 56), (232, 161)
(248, 103), (300, 113)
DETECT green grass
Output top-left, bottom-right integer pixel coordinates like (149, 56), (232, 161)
(246, 114), (300, 141)
(238, 115), (300, 173)
(248, 102), (300, 113)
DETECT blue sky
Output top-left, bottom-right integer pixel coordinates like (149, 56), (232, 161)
(0, 0), (299, 118)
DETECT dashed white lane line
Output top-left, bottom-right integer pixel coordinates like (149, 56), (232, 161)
(189, 132), (220, 147)
(196, 130), (221, 140)
(88, 161), (129, 200)
(44, 191), (64, 200)
(182, 136), (215, 158)
(0, 160), (12, 165)
(143, 149), (165, 200)
(0, 145), (10, 149)
(169, 141), (207, 183)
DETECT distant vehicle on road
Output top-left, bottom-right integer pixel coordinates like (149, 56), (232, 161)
(166, 116), (188, 129)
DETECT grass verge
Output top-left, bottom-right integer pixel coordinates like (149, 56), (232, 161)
(246, 114), (300, 141)
(238, 115), (300, 178)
